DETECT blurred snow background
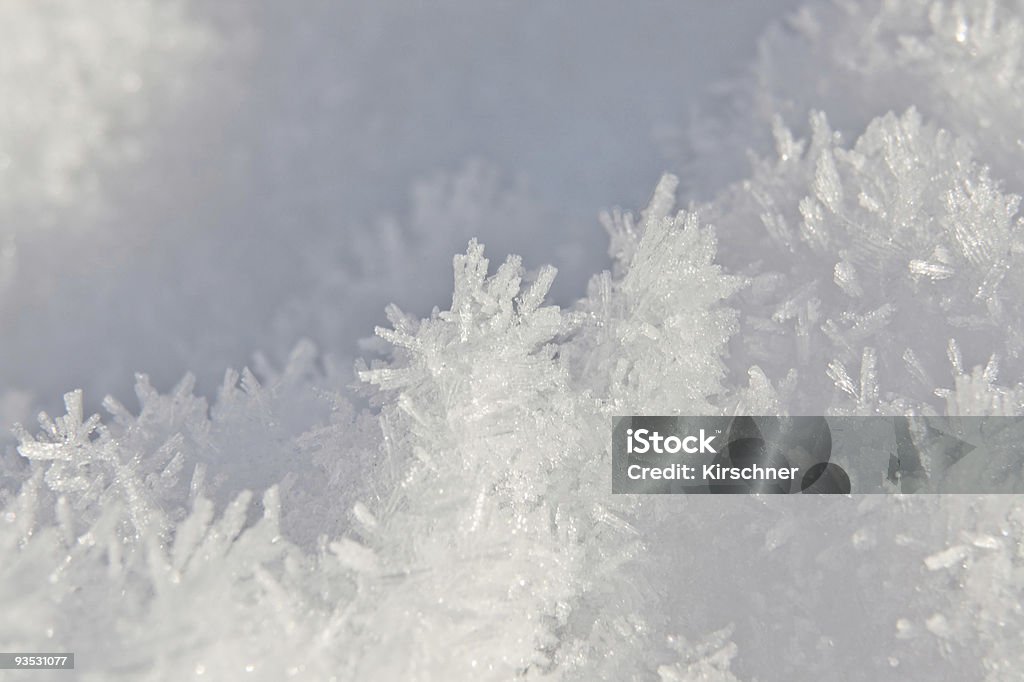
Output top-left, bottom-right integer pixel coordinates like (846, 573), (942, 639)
(5, 1), (1024, 680)
(0, 0), (804, 422)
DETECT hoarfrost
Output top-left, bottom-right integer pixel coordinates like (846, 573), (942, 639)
(3, 0), (1024, 680)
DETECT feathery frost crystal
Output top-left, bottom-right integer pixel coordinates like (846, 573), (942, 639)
(4, 0), (1024, 679)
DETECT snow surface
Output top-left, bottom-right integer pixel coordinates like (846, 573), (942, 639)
(3, 0), (1024, 680)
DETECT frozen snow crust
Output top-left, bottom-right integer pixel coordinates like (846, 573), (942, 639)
(4, 0), (1024, 680)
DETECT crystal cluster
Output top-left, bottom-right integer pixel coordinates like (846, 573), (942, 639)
(2, 0), (1024, 679)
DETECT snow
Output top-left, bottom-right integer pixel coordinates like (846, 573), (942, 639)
(3, 0), (1024, 679)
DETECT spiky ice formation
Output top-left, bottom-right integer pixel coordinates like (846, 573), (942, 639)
(1, 211), (745, 678)
(683, 0), (1024, 196)
(704, 108), (1024, 416)
(2, 0), (1024, 679)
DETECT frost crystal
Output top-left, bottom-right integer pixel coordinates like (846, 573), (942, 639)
(355, 241), (655, 678)
(706, 108), (1024, 415)
(5, 0), (1024, 679)
(577, 174), (744, 414)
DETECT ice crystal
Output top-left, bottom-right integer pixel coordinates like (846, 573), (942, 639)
(706, 108), (1024, 415)
(573, 174), (744, 414)
(354, 242), (650, 678)
(4, 0), (1024, 680)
